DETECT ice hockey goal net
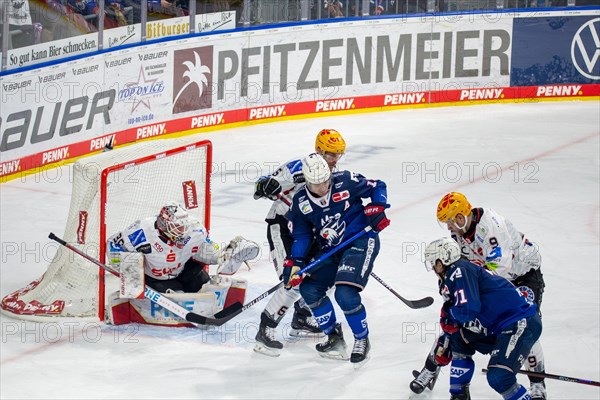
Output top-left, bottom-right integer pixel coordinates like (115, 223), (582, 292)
(1, 138), (212, 321)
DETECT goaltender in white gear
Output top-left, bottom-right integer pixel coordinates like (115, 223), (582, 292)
(106, 202), (259, 324)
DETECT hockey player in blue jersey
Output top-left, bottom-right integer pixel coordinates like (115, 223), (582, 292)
(252, 129), (347, 356)
(412, 192), (547, 400)
(284, 152), (390, 366)
(424, 237), (543, 400)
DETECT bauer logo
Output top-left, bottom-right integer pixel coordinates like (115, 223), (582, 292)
(173, 47), (213, 114)
(182, 180), (199, 209)
(571, 18), (600, 80)
(77, 211), (88, 244)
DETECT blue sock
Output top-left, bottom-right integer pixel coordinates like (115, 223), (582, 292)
(311, 297), (336, 335)
(505, 384), (530, 400)
(345, 305), (368, 339)
(450, 358), (474, 394)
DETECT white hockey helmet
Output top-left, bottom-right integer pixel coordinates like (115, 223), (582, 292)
(302, 153), (331, 183)
(156, 201), (190, 242)
(424, 237), (461, 272)
(302, 153), (332, 196)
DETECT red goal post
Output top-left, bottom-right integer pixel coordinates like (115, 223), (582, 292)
(1, 138), (212, 321)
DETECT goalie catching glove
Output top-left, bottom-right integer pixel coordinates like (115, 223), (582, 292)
(364, 202), (391, 233)
(282, 257), (305, 289)
(253, 177), (282, 200)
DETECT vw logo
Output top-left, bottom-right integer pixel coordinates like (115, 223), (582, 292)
(571, 18), (600, 80)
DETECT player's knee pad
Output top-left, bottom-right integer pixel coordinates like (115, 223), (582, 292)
(450, 357), (474, 394)
(333, 284), (361, 312)
(486, 365), (518, 395)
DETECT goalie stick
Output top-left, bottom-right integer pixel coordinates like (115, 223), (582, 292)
(48, 233), (239, 326)
(481, 368), (599, 387)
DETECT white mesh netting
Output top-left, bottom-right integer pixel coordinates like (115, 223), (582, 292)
(1, 137), (211, 320)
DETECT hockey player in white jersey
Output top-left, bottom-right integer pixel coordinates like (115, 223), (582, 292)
(107, 201), (260, 293)
(410, 192), (547, 400)
(252, 129), (346, 357)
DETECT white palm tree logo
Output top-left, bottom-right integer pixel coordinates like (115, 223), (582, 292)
(174, 51), (211, 106)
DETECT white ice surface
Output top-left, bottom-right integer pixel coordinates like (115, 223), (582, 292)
(1, 101), (599, 399)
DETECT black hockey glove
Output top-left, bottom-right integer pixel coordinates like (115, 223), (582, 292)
(364, 202), (391, 232)
(253, 177), (282, 200)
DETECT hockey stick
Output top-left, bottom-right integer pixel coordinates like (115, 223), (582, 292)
(274, 195), (432, 309)
(210, 226), (374, 324)
(481, 368), (600, 387)
(48, 233), (236, 326)
(369, 272), (434, 309)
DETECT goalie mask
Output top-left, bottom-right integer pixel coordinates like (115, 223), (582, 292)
(302, 153), (331, 197)
(424, 237), (461, 279)
(156, 201), (190, 243)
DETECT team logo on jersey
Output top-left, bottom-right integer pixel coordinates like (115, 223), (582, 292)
(320, 219), (346, 247)
(300, 200), (313, 215)
(517, 286), (535, 304)
(128, 229), (147, 246)
(332, 190), (349, 202)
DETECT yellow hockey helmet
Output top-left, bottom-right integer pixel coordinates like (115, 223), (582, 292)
(315, 129), (346, 154)
(437, 192), (472, 222)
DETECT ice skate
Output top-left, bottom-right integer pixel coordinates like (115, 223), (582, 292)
(290, 311), (323, 337)
(350, 337), (370, 369)
(253, 323), (283, 357)
(316, 323), (348, 360)
(530, 381), (546, 400)
(410, 366), (440, 393)
(450, 384), (471, 400)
